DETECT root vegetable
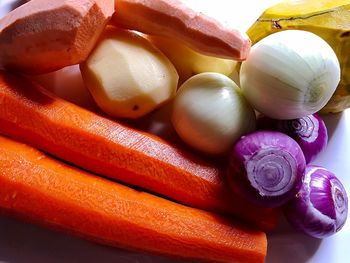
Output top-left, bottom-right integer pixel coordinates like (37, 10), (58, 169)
(0, 135), (267, 263)
(80, 27), (178, 119)
(112, 0), (251, 60)
(0, 70), (279, 230)
(0, 0), (114, 74)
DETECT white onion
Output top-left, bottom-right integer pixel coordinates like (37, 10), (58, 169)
(171, 72), (256, 155)
(240, 30), (340, 120)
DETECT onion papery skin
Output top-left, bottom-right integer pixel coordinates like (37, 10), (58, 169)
(171, 72), (256, 155)
(257, 114), (328, 163)
(240, 30), (340, 120)
(227, 130), (306, 207)
(284, 165), (348, 238)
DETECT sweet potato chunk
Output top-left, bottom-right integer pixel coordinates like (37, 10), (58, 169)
(0, 0), (114, 74)
(112, 0), (251, 60)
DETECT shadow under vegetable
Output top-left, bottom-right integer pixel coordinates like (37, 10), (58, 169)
(266, 216), (322, 263)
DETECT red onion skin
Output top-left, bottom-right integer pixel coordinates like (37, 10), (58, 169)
(227, 130), (306, 208)
(284, 165), (348, 238)
(257, 114), (328, 163)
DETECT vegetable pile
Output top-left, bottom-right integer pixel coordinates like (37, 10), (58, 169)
(0, 0), (349, 262)
(227, 29), (348, 238)
(247, 0), (350, 113)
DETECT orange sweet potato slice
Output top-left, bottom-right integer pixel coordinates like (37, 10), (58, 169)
(112, 0), (251, 60)
(0, 0), (114, 74)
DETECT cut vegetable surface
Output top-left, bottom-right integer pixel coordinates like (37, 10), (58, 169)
(0, 0), (114, 74)
(0, 135), (267, 263)
(148, 35), (235, 84)
(0, 71), (279, 230)
(112, 0), (251, 60)
(227, 131), (306, 207)
(80, 26), (178, 119)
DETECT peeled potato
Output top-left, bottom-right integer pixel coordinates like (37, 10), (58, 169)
(148, 35), (235, 84)
(80, 26), (179, 119)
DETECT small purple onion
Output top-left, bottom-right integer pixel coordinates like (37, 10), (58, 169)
(284, 165), (348, 238)
(227, 130), (306, 207)
(257, 114), (328, 163)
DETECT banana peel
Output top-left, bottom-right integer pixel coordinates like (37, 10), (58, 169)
(247, 0), (350, 113)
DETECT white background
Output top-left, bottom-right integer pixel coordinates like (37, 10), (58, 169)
(0, 1), (349, 263)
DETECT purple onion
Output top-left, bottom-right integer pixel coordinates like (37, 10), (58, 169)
(257, 114), (328, 163)
(284, 165), (348, 238)
(227, 130), (306, 207)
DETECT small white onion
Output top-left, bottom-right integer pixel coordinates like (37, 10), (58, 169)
(171, 72), (256, 155)
(240, 30), (340, 120)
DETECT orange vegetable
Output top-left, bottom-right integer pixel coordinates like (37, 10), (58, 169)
(112, 0), (251, 60)
(0, 0), (114, 74)
(0, 135), (267, 263)
(0, 71), (278, 230)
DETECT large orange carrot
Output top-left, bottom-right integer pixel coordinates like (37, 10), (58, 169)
(112, 0), (251, 60)
(0, 71), (278, 230)
(0, 135), (267, 263)
(0, 0), (114, 74)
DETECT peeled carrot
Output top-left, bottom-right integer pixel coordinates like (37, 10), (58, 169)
(0, 71), (278, 230)
(112, 0), (251, 60)
(0, 135), (267, 263)
(0, 0), (114, 74)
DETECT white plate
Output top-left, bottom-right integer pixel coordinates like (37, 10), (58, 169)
(0, 1), (349, 263)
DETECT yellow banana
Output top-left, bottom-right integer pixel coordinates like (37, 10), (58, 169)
(247, 0), (350, 113)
